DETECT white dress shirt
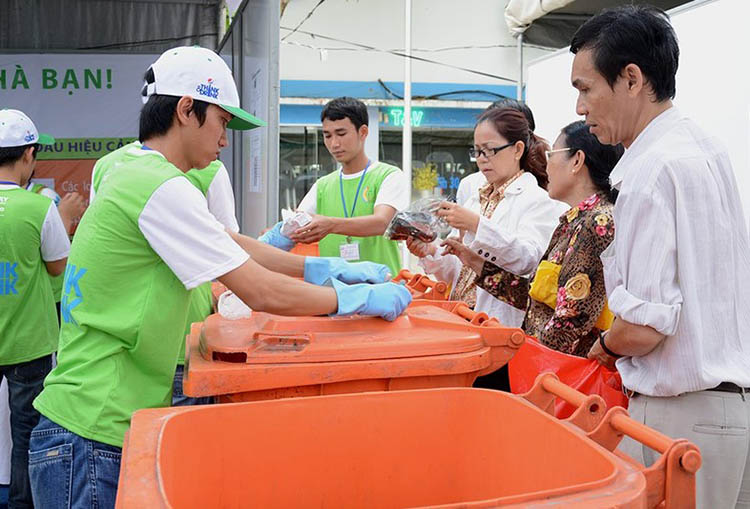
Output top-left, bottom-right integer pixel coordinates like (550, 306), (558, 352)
(604, 107), (750, 396)
(420, 172), (566, 327)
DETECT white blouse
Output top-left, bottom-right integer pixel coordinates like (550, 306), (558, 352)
(420, 172), (567, 327)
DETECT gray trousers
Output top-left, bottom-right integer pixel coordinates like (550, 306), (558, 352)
(619, 389), (750, 508)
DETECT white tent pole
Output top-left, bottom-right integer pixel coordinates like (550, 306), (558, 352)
(402, 0), (412, 192)
(402, 0), (413, 269)
(517, 33), (523, 100)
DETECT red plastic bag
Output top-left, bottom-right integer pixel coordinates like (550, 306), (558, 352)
(509, 336), (628, 418)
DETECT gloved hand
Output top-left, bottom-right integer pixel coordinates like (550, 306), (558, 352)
(304, 257), (391, 285)
(327, 278), (412, 321)
(258, 221), (295, 251)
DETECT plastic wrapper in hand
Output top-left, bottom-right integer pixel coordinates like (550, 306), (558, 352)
(509, 336), (628, 418)
(384, 198), (452, 243)
(280, 209), (312, 237)
(218, 290), (252, 320)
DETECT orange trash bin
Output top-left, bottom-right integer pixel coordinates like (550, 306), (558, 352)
(116, 377), (700, 508)
(183, 300), (525, 402)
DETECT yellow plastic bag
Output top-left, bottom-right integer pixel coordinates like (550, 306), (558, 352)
(528, 260), (561, 309)
(529, 260), (613, 330)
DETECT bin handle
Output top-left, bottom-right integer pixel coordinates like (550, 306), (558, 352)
(520, 372), (606, 432)
(522, 372), (701, 509)
(394, 269), (450, 300)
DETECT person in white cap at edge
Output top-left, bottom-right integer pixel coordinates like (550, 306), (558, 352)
(0, 109), (69, 509)
(28, 46), (411, 508)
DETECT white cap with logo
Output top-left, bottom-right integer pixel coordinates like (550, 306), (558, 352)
(0, 109), (55, 148)
(142, 46), (266, 131)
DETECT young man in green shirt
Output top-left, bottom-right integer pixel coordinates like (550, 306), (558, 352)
(289, 97), (408, 275)
(0, 109), (69, 509)
(90, 141), (237, 406)
(28, 46), (410, 507)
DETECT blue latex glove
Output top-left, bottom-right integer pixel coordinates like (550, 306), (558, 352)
(258, 221), (295, 251)
(327, 277), (412, 321)
(304, 257), (391, 285)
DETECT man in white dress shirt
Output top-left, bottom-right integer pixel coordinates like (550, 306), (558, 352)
(571, 6), (750, 507)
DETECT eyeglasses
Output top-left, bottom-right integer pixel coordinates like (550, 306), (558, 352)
(545, 147), (574, 160)
(468, 142), (514, 160)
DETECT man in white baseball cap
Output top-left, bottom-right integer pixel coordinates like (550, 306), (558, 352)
(29, 46), (410, 506)
(0, 109), (69, 508)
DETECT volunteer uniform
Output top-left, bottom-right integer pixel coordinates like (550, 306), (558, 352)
(297, 162), (409, 276)
(33, 147), (249, 458)
(0, 109), (67, 508)
(90, 142), (239, 406)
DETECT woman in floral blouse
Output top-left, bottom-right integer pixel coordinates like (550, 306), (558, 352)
(446, 121), (624, 357)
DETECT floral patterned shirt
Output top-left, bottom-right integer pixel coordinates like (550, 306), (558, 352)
(478, 192), (615, 356)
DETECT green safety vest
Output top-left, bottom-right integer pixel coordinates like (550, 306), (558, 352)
(0, 187), (58, 364)
(34, 151), (193, 447)
(316, 162), (402, 276)
(92, 142), (221, 366)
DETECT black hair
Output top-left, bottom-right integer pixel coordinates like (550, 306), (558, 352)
(0, 143), (39, 167)
(559, 121), (624, 202)
(320, 96), (369, 131)
(477, 107), (549, 189)
(489, 98), (536, 132)
(138, 67), (210, 141)
(570, 5), (679, 102)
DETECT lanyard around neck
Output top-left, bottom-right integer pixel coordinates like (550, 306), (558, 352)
(0, 181), (20, 186)
(339, 160), (371, 218)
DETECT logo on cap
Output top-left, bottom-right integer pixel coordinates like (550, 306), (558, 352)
(196, 77), (220, 100)
(24, 131), (35, 143)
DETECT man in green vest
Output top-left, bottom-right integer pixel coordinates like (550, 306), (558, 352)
(0, 109), (69, 509)
(90, 141), (236, 406)
(289, 97), (408, 276)
(29, 46), (411, 507)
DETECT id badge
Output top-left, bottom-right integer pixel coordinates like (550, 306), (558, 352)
(339, 242), (360, 261)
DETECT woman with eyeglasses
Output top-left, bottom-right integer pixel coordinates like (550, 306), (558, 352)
(405, 106), (566, 328)
(445, 120), (624, 357)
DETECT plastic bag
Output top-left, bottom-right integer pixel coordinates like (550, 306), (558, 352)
(384, 198), (452, 242)
(280, 208), (312, 237)
(509, 336), (628, 418)
(217, 290), (252, 320)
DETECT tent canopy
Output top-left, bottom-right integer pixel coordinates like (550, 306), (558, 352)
(505, 0), (691, 47)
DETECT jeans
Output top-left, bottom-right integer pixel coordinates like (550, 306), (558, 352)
(0, 354), (52, 509)
(28, 417), (121, 509)
(171, 364), (213, 406)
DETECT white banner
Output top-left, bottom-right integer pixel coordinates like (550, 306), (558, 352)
(0, 53), (158, 138)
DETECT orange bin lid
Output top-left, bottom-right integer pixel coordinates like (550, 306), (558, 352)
(199, 301), (509, 364)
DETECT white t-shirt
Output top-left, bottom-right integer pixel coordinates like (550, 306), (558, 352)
(137, 176), (249, 291)
(40, 202), (70, 261)
(0, 184), (70, 261)
(297, 163), (410, 214)
(204, 164), (239, 233)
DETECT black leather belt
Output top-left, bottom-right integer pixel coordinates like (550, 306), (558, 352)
(624, 382), (749, 399)
(708, 382), (749, 394)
